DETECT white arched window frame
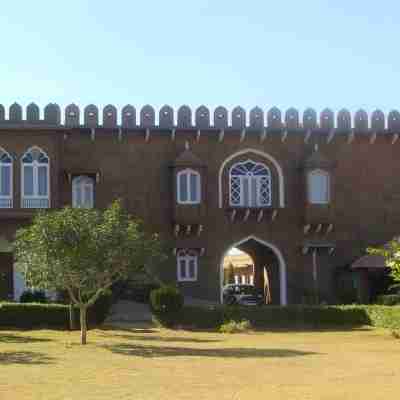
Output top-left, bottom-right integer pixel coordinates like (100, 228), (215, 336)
(0, 148), (13, 208)
(176, 168), (201, 204)
(72, 175), (94, 208)
(21, 147), (50, 209)
(177, 249), (198, 282)
(229, 160), (272, 207)
(307, 169), (330, 204)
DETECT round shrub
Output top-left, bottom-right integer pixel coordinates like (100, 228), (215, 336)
(20, 290), (48, 303)
(150, 286), (183, 327)
(376, 294), (400, 306)
(150, 286), (183, 313)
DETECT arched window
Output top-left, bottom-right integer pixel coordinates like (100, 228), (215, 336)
(177, 169), (201, 204)
(21, 147), (50, 208)
(308, 169), (330, 204)
(0, 148), (12, 208)
(72, 176), (94, 208)
(177, 249), (198, 281)
(229, 160), (272, 207)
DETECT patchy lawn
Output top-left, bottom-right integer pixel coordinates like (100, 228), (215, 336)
(0, 326), (399, 399)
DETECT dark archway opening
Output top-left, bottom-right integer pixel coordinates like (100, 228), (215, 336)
(221, 238), (282, 305)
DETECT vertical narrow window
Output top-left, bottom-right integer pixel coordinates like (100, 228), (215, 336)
(21, 147), (49, 208)
(177, 249), (198, 281)
(308, 169), (330, 204)
(72, 176), (94, 208)
(177, 169), (201, 204)
(0, 148), (13, 208)
(229, 160), (271, 207)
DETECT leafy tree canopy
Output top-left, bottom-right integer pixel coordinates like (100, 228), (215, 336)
(14, 200), (166, 343)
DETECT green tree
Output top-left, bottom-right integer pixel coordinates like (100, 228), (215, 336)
(368, 239), (400, 285)
(14, 200), (165, 345)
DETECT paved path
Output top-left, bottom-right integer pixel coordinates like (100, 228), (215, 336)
(104, 297), (219, 328)
(105, 300), (153, 325)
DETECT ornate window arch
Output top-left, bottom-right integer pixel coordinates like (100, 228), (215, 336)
(21, 146), (50, 208)
(307, 169), (330, 204)
(0, 147), (13, 208)
(177, 249), (198, 281)
(72, 175), (94, 208)
(176, 168), (201, 204)
(229, 160), (272, 207)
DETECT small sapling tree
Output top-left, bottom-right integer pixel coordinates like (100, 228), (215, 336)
(368, 239), (400, 287)
(14, 200), (165, 344)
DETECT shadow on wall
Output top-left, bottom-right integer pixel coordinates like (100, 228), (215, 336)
(102, 343), (318, 359)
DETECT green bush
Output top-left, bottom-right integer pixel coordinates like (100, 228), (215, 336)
(220, 319), (252, 333)
(0, 302), (70, 328)
(376, 294), (400, 306)
(150, 286), (184, 327)
(19, 290), (48, 303)
(152, 304), (400, 331)
(0, 295), (114, 329)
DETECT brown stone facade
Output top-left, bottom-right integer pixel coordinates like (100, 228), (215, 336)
(1, 103), (399, 304)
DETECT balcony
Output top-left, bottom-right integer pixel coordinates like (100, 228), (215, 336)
(0, 197), (12, 209)
(22, 197), (50, 209)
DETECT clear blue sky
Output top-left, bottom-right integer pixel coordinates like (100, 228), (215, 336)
(0, 1), (399, 116)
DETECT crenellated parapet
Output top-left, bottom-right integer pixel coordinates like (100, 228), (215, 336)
(1, 103), (400, 137)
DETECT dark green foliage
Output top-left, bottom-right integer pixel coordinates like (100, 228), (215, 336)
(0, 298), (113, 329)
(153, 304), (400, 330)
(150, 286), (184, 313)
(0, 303), (70, 329)
(150, 286), (184, 327)
(376, 295), (400, 306)
(19, 290), (48, 304)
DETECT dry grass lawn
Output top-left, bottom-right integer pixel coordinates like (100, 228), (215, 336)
(1, 325), (399, 399)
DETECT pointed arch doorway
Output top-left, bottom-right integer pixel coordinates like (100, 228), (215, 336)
(220, 235), (287, 305)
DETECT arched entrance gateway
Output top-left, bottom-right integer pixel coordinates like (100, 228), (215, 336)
(220, 235), (287, 305)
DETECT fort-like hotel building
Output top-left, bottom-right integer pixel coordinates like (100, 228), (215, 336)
(0, 102), (397, 304)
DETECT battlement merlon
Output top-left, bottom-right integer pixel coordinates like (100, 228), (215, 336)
(1, 104), (400, 139)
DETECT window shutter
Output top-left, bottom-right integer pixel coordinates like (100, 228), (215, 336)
(38, 166), (48, 196)
(189, 173), (198, 202)
(0, 165), (10, 196)
(23, 166), (34, 196)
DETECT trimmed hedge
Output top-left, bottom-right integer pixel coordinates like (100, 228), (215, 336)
(376, 295), (400, 306)
(0, 295), (113, 329)
(155, 305), (400, 330)
(0, 303), (70, 329)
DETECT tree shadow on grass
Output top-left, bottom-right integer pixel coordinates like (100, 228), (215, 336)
(98, 332), (221, 344)
(103, 343), (319, 359)
(100, 326), (157, 334)
(0, 351), (54, 365)
(0, 333), (52, 344)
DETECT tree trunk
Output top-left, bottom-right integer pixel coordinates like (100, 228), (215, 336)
(79, 306), (87, 345)
(69, 303), (76, 330)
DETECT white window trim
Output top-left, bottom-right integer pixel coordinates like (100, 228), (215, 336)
(307, 169), (330, 205)
(177, 249), (198, 282)
(229, 160), (272, 207)
(0, 147), (13, 208)
(176, 168), (201, 204)
(72, 175), (95, 208)
(21, 146), (50, 208)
